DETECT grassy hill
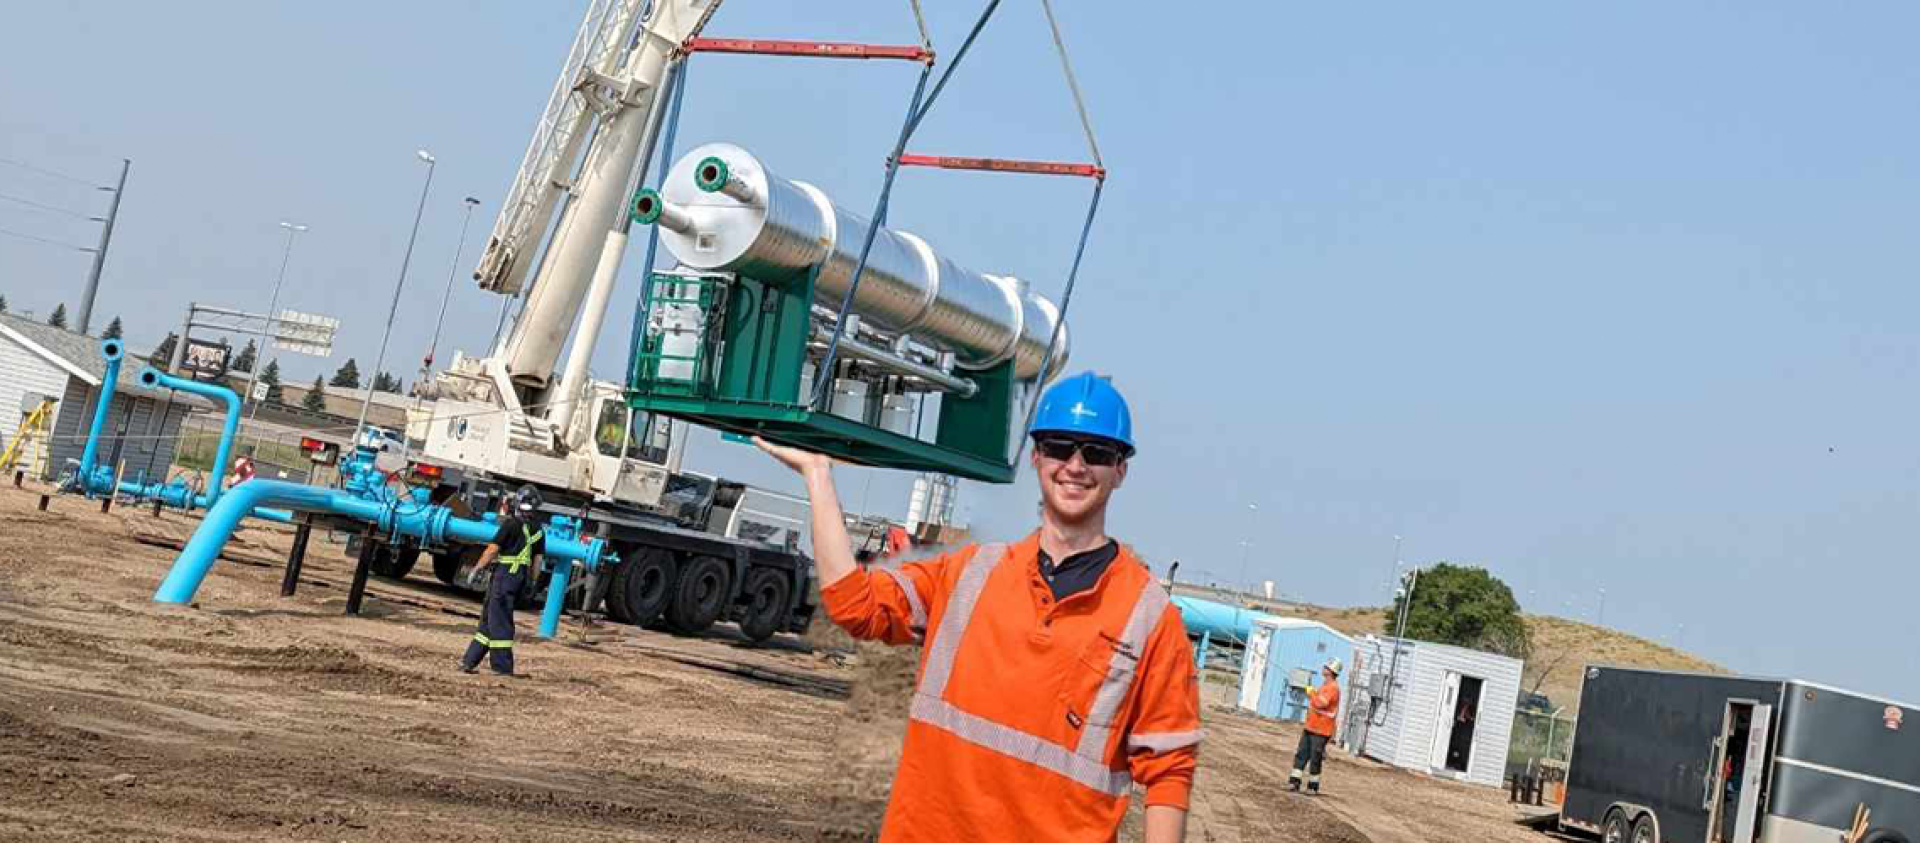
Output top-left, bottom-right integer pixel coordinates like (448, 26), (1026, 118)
(1287, 605), (1724, 714)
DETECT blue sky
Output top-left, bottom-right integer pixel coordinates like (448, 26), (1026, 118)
(3, 3), (1917, 703)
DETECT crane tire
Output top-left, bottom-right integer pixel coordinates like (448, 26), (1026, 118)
(665, 555), (731, 635)
(737, 568), (792, 644)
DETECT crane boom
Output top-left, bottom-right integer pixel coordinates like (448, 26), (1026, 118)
(476, 0), (721, 397)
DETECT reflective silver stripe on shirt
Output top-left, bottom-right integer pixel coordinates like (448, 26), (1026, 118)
(910, 693), (1133, 797)
(1127, 729), (1204, 754)
(918, 543), (1003, 699)
(1075, 580), (1172, 760)
(872, 565), (927, 633)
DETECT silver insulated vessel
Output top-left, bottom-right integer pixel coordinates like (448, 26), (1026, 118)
(646, 142), (1068, 381)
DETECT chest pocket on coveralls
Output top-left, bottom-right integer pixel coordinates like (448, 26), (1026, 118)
(1061, 632), (1140, 731)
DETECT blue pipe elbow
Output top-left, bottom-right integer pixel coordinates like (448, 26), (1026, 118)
(76, 338), (125, 494)
(138, 367), (242, 509)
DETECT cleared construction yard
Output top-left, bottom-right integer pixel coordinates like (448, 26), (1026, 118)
(0, 485), (1549, 842)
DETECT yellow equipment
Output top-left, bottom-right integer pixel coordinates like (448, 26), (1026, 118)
(1, 398), (58, 478)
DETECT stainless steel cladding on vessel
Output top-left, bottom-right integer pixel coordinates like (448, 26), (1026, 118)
(650, 142), (1068, 381)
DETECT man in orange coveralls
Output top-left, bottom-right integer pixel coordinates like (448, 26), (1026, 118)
(1288, 658), (1343, 794)
(757, 372), (1201, 842)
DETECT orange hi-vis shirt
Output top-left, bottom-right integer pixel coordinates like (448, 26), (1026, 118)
(821, 534), (1203, 843)
(1305, 681), (1341, 737)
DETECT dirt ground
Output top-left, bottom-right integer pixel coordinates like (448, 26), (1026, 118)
(0, 484), (1554, 842)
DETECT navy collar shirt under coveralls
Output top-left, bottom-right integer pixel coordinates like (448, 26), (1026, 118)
(1037, 539), (1119, 601)
(461, 516), (545, 675)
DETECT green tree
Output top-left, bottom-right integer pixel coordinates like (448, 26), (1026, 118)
(150, 332), (179, 370)
(302, 376), (328, 412)
(102, 316), (123, 340)
(1386, 563), (1531, 659)
(330, 358), (362, 389)
(232, 339), (257, 373)
(372, 371), (402, 394)
(260, 359), (284, 404)
(48, 303), (68, 329)
(0, 294), (8, 313)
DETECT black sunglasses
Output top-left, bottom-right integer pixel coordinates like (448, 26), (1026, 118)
(1033, 437), (1129, 467)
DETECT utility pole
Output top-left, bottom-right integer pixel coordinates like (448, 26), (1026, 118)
(1389, 533), (1403, 594)
(76, 159), (130, 334)
(1383, 566), (1421, 708)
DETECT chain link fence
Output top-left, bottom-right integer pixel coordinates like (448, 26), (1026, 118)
(1507, 707), (1576, 783)
(175, 415), (321, 486)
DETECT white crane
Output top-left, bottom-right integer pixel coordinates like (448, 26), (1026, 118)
(424, 0), (721, 505)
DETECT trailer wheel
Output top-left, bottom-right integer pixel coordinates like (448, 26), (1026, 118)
(611, 549), (679, 627)
(737, 568), (792, 644)
(369, 545), (420, 580)
(1601, 810), (1630, 843)
(1863, 831), (1910, 843)
(1629, 813), (1657, 843)
(666, 555), (732, 635)
(431, 551), (462, 586)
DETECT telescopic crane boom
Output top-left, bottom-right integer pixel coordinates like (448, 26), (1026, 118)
(468, 0), (720, 442)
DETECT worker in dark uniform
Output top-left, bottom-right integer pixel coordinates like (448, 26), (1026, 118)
(459, 488), (545, 676)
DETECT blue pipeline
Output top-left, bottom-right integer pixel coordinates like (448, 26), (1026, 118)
(71, 355), (290, 521)
(1171, 595), (1277, 646)
(153, 478), (609, 639)
(75, 338), (126, 495)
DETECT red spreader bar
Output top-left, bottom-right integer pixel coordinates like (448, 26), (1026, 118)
(684, 38), (932, 63)
(894, 154), (1106, 181)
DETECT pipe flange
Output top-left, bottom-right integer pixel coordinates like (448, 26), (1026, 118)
(694, 156), (730, 192)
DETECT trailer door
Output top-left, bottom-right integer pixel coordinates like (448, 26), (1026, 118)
(1239, 625), (1273, 712)
(1730, 704), (1771, 843)
(1431, 671), (1462, 769)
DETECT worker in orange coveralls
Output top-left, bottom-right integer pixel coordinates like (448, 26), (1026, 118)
(757, 372), (1202, 843)
(1289, 658), (1343, 794)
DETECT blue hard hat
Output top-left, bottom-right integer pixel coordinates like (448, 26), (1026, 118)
(1030, 371), (1135, 453)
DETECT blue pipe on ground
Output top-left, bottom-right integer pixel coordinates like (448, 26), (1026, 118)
(75, 338), (125, 495)
(154, 479), (606, 640)
(137, 367), (240, 508)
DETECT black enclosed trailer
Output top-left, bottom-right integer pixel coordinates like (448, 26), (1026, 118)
(1559, 666), (1916, 843)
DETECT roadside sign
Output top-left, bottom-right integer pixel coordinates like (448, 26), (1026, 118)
(250, 381), (269, 401)
(273, 309), (339, 357)
(181, 338), (231, 381)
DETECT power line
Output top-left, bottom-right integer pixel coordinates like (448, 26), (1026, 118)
(0, 225), (95, 251)
(0, 156), (102, 188)
(0, 191), (97, 221)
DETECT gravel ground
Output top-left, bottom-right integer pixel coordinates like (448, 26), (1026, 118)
(0, 484), (1555, 842)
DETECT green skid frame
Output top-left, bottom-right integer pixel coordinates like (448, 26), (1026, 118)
(628, 271), (1019, 484)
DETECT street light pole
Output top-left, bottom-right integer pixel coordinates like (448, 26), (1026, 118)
(246, 221), (308, 426)
(421, 197), (482, 377)
(1236, 502), (1258, 594)
(353, 149), (436, 449)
